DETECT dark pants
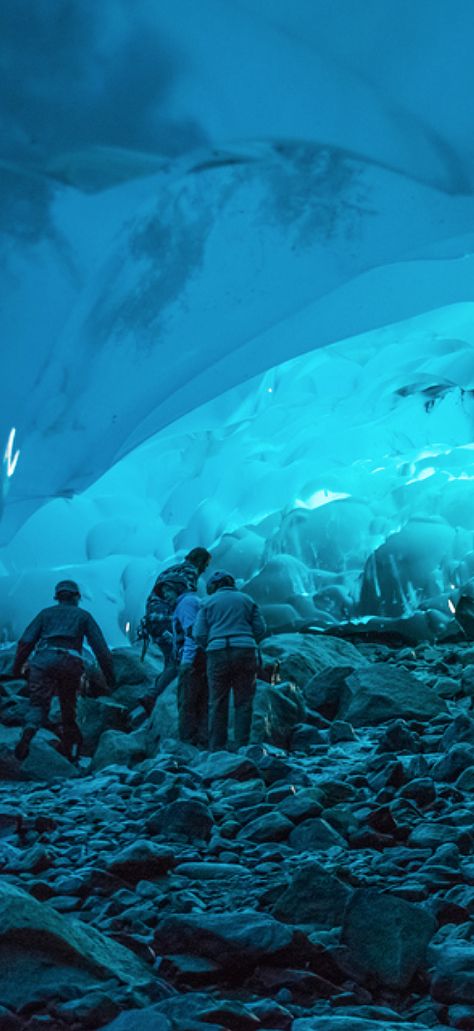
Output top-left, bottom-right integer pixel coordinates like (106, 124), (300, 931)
(25, 651), (83, 759)
(207, 647), (257, 751)
(177, 656), (208, 748)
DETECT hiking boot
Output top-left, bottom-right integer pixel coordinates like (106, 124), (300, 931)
(14, 727), (36, 762)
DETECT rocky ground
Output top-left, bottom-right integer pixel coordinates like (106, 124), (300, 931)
(0, 631), (472, 1031)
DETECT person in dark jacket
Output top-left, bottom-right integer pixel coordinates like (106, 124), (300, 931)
(12, 580), (116, 762)
(140, 547), (211, 711)
(193, 571), (266, 750)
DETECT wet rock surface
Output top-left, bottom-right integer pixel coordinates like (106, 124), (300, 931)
(0, 636), (472, 1029)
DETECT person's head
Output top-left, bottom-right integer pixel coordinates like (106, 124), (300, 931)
(54, 580), (81, 605)
(186, 547), (212, 575)
(206, 570), (236, 595)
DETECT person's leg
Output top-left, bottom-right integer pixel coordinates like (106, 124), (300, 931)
(193, 655), (209, 749)
(207, 650), (231, 750)
(232, 648), (258, 748)
(15, 665), (54, 760)
(56, 656), (83, 761)
(141, 636), (177, 714)
(177, 664), (198, 743)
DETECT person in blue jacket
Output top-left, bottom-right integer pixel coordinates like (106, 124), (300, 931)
(171, 582), (208, 748)
(193, 571), (266, 750)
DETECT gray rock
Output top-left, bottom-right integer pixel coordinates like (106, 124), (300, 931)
(261, 634), (367, 687)
(431, 945), (474, 1004)
(148, 799), (213, 841)
(378, 718), (421, 752)
(174, 862), (249, 880)
(198, 753), (261, 783)
(22, 736), (80, 781)
(0, 880), (151, 997)
(456, 765), (474, 791)
(271, 860), (351, 926)
(0, 1007), (22, 1030)
(408, 822), (473, 853)
(340, 665), (446, 726)
(153, 910), (299, 966)
(441, 714), (474, 749)
(101, 1009), (171, 1030)
(78, 696), (129, 753)
(304, 666), (355, 719)
(288, 817), (346, 851)
(91, 728), (147, 771)
(290, 723), (326, 749)
(341, 888), (437, 989)
(251, 680), (306, 748)
(400, 777), (436, 806)
(237, 811), (293, 842)
(111, 648), (160, 688)
(278, 788), (324, 824)
(329, 720), (356, 743)
(432, 744), (474, 782)
(107, 840), (175, 881)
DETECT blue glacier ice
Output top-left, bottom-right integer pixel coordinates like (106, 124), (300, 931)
(1, 0), (474, 644)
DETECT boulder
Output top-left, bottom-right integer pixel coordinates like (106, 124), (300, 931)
(237, 812), (293, 843)
(148, 800), (214, 842)
(153, 910), (301, 967)
(250, 679), (306, 748)
(303, 666), (355, 719)
(145, 680), (184, 754)
(106, 840), (175, 882)
(432, 745), (474, 783)
(78, 695), (129, 754)
(111, 647), (160, 688)
(278, 788), (324, 824)
(288, 817), (346, 851)
(339, 665), (446, 726)
(271, 860), (352, 926)
(341, 889), (436, 989)
(408, 822), (472, 852)
(260, 634), (367, 687)
(441, 714), (474, 750)
(197, 753), (261, 784)
(91, 728), (147, 771)
(22, 736), (80, 782)
(0, 880), (152, 1008)
(431, 945), (474, 1004)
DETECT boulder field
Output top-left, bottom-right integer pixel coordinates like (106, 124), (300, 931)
(0, 633), (472, 1030)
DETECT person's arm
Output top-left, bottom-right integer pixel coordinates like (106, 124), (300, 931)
(192, 606), (209, 650)
(251, 602), (266, 643)
(85, 614), (116, 690)
(180, 595), (200, 636)
(12, 613), (44, 676)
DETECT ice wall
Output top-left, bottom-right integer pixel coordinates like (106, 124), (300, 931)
(1, 1), (474, 642)
(2, 301), (474, 644)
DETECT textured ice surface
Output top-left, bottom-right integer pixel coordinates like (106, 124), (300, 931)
(2, 302), (473, 644)
(2, 2), (474, 642)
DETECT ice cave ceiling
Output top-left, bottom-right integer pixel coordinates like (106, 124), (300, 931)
(1, 0), (474, 643)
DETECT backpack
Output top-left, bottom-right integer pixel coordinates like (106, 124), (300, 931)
(137, 594), (172, 652)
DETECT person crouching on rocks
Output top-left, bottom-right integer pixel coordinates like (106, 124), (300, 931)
(12, 580), (116, 762)
(164, 576), (208, 748)
(193, 571), (266, 751)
